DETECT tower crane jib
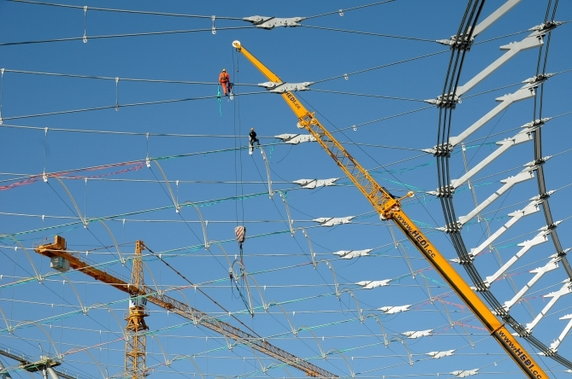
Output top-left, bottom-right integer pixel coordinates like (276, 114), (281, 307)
(34, 236), (337, 378)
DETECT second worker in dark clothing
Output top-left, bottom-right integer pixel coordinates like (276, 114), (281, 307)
(249, 128), (260, 155)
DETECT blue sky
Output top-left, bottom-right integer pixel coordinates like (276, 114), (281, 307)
(1, 1), (572, 378)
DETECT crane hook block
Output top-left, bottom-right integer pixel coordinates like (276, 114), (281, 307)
(235, 226), (246, 244)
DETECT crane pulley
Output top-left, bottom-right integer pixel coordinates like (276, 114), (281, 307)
(231, 40), (548, 379)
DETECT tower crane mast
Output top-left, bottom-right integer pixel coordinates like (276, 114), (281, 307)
(231, 40), (548, 379)
(125, 240), (149, 379)
(34, 236), (336, 378)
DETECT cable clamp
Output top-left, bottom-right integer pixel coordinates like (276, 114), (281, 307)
(243, 15), (304, 29)
(258, 81), (312, 93)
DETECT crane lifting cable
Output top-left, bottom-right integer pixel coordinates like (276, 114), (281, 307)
(228, 69), (252, 315)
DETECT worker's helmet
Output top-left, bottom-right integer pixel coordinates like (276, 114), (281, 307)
(222, 68), (227, 72)
(250, 128), (254, 131)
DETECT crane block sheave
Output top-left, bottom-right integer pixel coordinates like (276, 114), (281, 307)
(232, 40), (548, 379)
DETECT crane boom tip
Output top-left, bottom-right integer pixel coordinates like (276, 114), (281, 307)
(232, 40), (242, 50)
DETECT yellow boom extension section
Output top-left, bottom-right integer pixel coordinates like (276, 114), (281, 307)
(232, 40), (548, 379)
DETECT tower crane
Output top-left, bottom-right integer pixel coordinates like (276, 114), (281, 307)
(231, 40), (548, 379)
(125, 240), (149, 379)
(34, 236), (337, 378)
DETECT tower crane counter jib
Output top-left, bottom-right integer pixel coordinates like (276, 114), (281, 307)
(232, 40), (548, 379)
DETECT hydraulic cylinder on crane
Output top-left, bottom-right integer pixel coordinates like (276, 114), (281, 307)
(231, 40), (548, 379)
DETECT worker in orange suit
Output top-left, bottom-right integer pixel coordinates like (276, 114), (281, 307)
(218, 68), (232, 96)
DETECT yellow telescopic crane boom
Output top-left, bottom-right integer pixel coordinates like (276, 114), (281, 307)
(232, 40), (548, 379)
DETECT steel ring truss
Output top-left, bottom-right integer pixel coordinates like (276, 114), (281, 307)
(432, 0), (572, 370)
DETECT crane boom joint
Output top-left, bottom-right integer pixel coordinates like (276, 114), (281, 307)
(378, 191), (414, 220)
